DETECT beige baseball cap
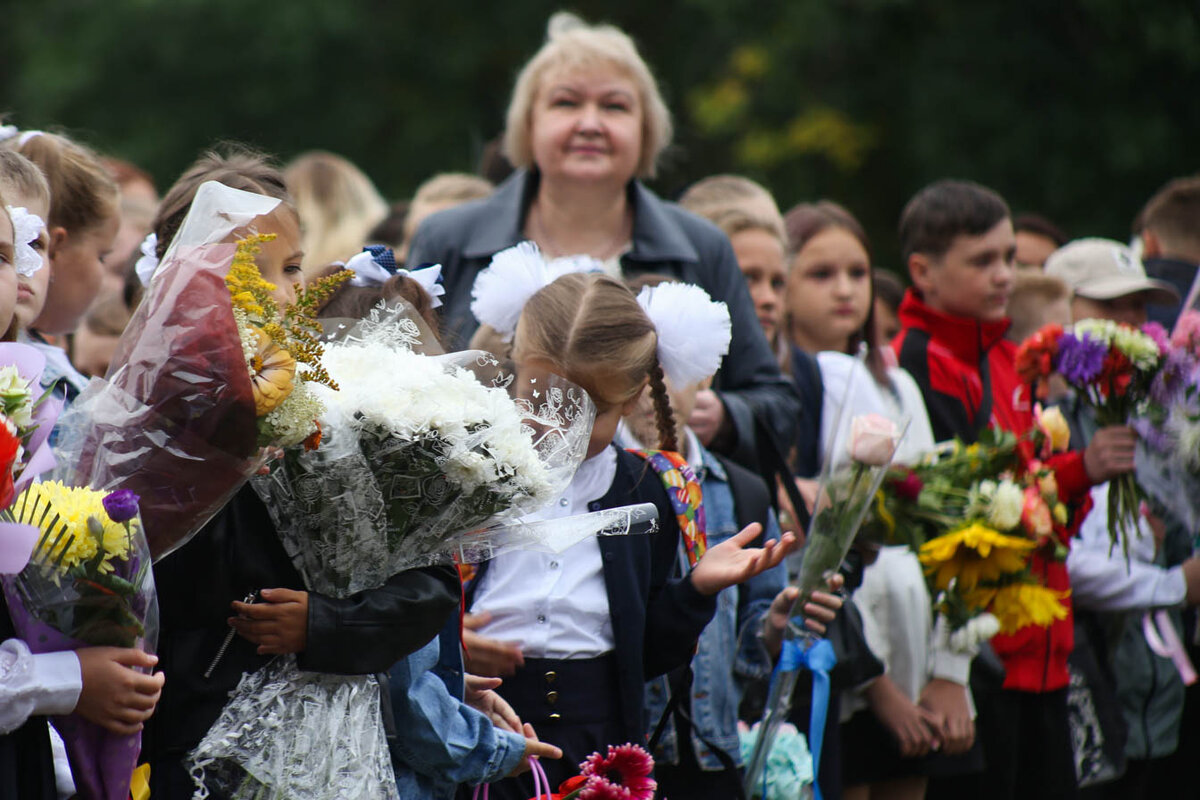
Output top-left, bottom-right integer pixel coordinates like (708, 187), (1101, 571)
(1045, 238), (1179, 304)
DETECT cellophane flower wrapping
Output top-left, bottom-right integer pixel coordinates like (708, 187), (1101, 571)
(1, 484), (157, 800)
(188, 301), (595, 800)
(53, 183), (307, 561)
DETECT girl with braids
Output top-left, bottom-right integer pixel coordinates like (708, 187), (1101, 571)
(460, 251), (798, 799)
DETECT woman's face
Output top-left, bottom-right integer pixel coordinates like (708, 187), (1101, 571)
(731, 228), (787, 345)
(529, 66), (643, 187)
(36, 212), (119, 335)
(0, 213), (18, 336)
(253, 208), (305, 307)
(785, 226), (872, 353)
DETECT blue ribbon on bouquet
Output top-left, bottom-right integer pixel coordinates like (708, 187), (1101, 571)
(766, 637), (837, 800)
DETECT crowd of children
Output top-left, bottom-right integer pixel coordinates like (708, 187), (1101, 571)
(3, 11), (1200, 800)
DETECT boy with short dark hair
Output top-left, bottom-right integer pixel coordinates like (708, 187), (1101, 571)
(892, 180), (1136, 800)
(1138, 176), (1200, 327)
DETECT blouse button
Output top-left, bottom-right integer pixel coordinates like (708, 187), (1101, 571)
(559, 498), (569, 507)
(537, 614), (547, 624)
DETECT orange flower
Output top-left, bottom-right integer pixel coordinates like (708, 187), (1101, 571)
(248, 327), (296, 416)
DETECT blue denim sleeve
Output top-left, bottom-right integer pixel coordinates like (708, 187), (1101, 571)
(734, 511), (787, 681)
(389, 641), (526, 792)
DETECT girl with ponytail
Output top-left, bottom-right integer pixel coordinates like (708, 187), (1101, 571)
(460, 245), (797, 798)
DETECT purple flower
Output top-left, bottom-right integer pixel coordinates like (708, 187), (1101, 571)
(1054, 333), (1107, 385)
(1142, 322), (1170, 355)
(102, 489), (140, 523)
(1132, 417), (1171, 454)
(1151, 349), (1195, 406)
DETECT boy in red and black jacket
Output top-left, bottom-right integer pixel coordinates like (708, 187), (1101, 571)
(891, 180), (1137, 800)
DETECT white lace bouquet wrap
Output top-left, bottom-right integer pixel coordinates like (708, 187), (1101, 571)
(189, 303), (596, 799)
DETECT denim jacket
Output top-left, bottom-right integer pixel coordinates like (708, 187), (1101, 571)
(387, 636), (526, 800)
(644, 442), (785, 770)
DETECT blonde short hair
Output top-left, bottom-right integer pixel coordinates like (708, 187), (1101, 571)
(403, 173), (494, 244)
(503, 13), (673, 180)
(679, 175), (786, 244)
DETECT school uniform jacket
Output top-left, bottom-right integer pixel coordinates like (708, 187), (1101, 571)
(893, 289), (1092, 693)
(465, 447), (718, 743)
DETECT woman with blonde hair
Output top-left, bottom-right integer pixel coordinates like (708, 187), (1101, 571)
(407, 13), (798, 467)
(283, 150), (388, 278)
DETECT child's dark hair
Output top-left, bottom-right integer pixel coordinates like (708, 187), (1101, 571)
(318, 274), (442, 344)
(897, 179), (1010, 263)
(784, 200), (887, 385)
(872, 268), (906, 315)
(153, 146), (291, 259)
(1013, 213), (1068, 248)
(513, 272), (678, 452)
(7, 132), (118, 234)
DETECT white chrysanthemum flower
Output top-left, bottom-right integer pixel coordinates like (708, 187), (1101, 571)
(262, 381), (323, 447)
(987, 480), (1025, 531)
(1074, 318), (1117, 345)
(966, 479), (997, 518)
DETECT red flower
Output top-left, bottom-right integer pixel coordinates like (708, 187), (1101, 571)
(892, 470), (924, 502)
(1016, 324), (1063, 386)
(0, 419), (20, 509)
(1097, 350), (1133, 398)
(579, 744), (657, 800)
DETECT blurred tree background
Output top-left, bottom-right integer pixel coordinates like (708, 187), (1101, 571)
(3, 0), (1198, 263)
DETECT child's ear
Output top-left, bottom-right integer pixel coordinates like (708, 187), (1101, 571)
(1140, 231), (1161, 259)
(47, 226), (69, 260)
(908, 252), (934, 295)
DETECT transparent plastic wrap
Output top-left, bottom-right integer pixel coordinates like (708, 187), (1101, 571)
(188, 655), (396, 800)
(54, 182), (329, 561)
(0, 484), (157, 800)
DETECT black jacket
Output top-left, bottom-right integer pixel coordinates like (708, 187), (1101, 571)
(141, 486), (460, 793)
(465, 447), (717, 742)
(1144, 256), (1197, 329)
(406, 170), (801, 470)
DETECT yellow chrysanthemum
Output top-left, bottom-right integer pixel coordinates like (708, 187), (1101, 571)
(988, 583), (1070, 633)
(13, 481), (133, 575)
(918, 523), (1035, 590)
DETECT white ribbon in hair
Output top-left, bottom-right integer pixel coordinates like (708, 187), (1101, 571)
(5, 206), (47, 278)
(636, 282), (732, 388)
(135, 233), (159, 286)
(470, 241), (603, 341)
(16, 130), (44, 147)
(0, 125), (18, 143)
(344, 250), (446, 308)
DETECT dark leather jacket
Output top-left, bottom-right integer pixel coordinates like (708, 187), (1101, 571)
(406, 170), (801, 471)
(141, 486), (459, 791)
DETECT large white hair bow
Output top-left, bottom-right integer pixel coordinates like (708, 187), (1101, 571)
(134, 233), (159, 286)
(636, 282), (732, 387)
(470, 242), (602, 341)
(6, 206), (46, 278)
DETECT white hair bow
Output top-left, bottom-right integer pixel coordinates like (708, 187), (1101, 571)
(344, 248), (445, 308)
(135, 233), (159, 286)
(5, 206), (47, 278)
(636, 282), (732, 387)
(0, 125), (18, 144)
(470, 242), (603, 341)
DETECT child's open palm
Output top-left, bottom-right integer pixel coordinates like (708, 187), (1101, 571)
(689, 524), (797, 596)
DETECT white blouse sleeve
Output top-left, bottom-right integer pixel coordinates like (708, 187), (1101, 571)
(0, 639), (82, 734)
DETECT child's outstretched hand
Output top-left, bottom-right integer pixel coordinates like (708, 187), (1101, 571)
(689, 524), (797, 596)
(75, 647), (165, 735)
(462, 612), (525, 677)
(507, 722), (563, 777)
(464, 674), (523, 733)
(230, 588), (308, 655)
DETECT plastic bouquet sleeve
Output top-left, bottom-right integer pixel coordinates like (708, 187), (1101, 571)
(1, 485), (158, 800)
(54, 183), (292, 561)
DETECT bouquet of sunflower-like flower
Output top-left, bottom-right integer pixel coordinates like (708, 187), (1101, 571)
(54, 181), (347, 560)
(1, 484), (155, 800)
(869, 415), (1083, 644)
(1016, 319), (1165, 552)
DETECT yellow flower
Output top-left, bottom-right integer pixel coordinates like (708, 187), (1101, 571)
(918, 523), (1035, 590)
(1036, 406), (1071, 453)
(248, 327), (296, 416)
(989, 583), (1070, 633)
(13, 482), (133, 575)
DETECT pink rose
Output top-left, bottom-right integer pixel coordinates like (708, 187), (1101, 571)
(847, 414), (899, 467)
(1021, 486), (1053, 539)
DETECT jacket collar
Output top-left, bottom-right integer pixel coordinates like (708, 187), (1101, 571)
(461, 170), (699, 264)
(898, 288), (1011, 363)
